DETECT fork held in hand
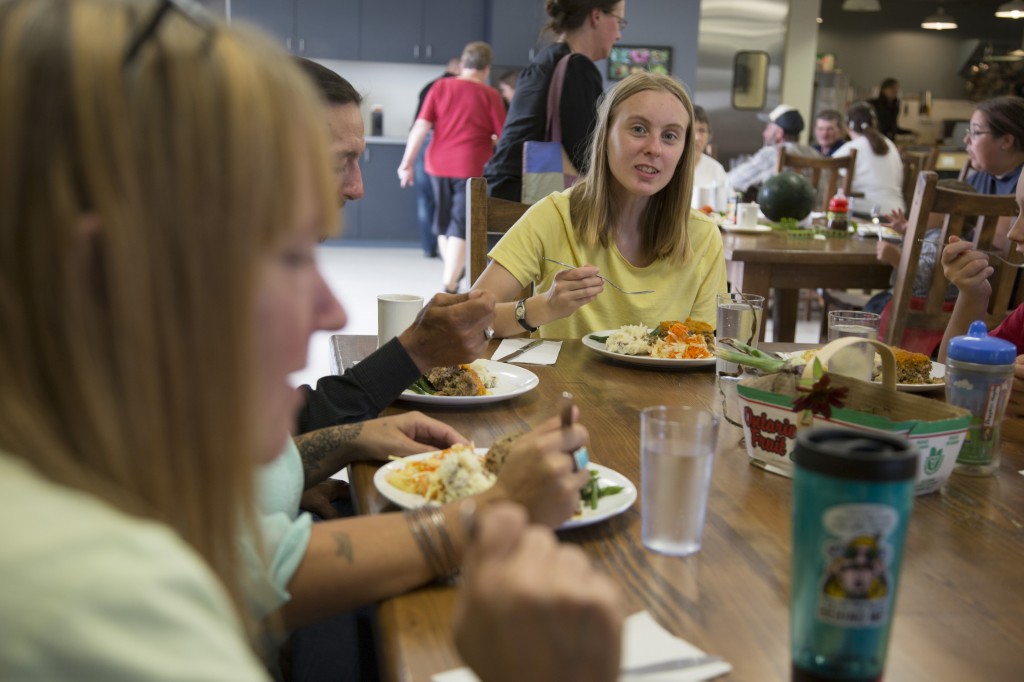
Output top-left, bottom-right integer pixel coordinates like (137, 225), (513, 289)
(543, 258), (655, 295)
(983, 250), (1024, 269)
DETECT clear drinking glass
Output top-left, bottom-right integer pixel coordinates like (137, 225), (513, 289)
(641, 406), (720, 556)
(827, 311), (881, 380)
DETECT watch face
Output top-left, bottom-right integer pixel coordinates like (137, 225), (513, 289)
(515, 299), (526, 319)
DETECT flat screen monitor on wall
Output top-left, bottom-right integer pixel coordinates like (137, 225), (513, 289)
(608, 45), (672, 81)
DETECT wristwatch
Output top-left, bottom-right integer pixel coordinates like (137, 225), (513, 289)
(514, 298), (537, 333)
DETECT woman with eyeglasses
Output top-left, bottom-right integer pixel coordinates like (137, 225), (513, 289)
(964, 96), (1024, 197)
(484, 0), (626, 201)
(0, 1), (622, 679)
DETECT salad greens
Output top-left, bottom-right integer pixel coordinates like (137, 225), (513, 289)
(580, 469), (624, 510)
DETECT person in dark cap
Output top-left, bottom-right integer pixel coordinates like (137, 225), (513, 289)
(727, 103), (820, 196)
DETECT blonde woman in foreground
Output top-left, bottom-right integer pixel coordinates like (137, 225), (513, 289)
(0, 1), (621, 679)
(474, 71), (727, 338)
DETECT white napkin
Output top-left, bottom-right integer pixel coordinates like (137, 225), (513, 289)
(431, 611), (730, 682)
(490, 339), (562, 365)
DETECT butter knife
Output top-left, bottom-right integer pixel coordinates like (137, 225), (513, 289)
(494, 339), (544, 363)
(623, 654), (724, 676)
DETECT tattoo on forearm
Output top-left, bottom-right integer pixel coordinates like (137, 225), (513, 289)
(333, 531), (354, 563)
(296, 422), (364, 483)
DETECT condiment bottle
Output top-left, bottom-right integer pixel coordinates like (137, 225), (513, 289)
(827, 187), (849, 232)
(945, 320), (1016, 476)
(371, 104), (384, 137)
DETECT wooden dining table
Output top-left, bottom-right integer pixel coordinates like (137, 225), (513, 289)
(721, 231), (893, 343)
(338, 336), (1024, 682)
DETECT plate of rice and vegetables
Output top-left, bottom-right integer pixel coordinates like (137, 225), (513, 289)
(399, 359), (539, 405)
(374, 439), (637, 530)
(582, 319), (717, 368)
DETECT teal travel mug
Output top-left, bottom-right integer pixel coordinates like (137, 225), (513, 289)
(791, 428), (918, 682)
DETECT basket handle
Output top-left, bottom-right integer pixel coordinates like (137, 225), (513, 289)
(800, 337), (897, 391)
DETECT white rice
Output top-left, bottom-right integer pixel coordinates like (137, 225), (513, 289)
(436, 447), (496, 502)
(606, 324), (651, 356)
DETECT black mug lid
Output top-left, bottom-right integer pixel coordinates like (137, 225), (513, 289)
(794, 428), (918, 482)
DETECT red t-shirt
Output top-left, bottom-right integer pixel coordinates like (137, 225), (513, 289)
(420, 77), (506, 179)
(992, 303), (1024, 355)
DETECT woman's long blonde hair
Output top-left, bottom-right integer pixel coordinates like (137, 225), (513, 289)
(0, 0), (334, 637)
(569, 71), (697, 264)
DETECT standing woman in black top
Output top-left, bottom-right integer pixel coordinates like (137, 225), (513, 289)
(485, 0), (625, 201)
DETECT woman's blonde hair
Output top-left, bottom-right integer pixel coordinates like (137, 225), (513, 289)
(569, 71), (696, 264)
(0, 0), (334, 638)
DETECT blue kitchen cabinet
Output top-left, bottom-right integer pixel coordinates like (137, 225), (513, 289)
(231, 0), (360, 60)
(360, 0), (485, 65)
(487, 0), (546, 67)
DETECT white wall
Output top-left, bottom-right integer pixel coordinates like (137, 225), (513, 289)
(316, 60), (449, 138)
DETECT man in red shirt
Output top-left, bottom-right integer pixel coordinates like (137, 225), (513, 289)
(398, 42), (507, 293)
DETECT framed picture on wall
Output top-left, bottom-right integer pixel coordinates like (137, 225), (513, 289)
(607, 45), (673, 81)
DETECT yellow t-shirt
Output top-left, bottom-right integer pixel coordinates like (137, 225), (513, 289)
(488, 189), (728, 338)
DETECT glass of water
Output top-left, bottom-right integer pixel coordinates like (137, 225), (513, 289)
(827, 310), (881, 380)
(716, 292), (765, 375)
(640, 406), (720, 556)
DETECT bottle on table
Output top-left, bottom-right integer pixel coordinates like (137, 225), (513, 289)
(945, 320), (1016, 476)
(371, 104), (384, 137)
(826, 187), (849, 232)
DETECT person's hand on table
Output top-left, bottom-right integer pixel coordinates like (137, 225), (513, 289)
(1009, 354), (1024, 418)
(480, 411), (591, 528)
(343, 412), (469, 462)
(454, 502), (624, 682)
(941, 235), (994, 300)
(541, 265), (604, 320)
(399, 290), (496, 373)
(299, 479), (350, 519)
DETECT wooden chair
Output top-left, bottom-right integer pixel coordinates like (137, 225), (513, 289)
(466, 177), (530, 285)
(776, 147), (856, 212)
(900, 150), (931, 209)
(885, 170), (1022, 348)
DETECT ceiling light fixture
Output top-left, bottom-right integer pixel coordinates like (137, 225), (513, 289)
(996, 1), (1024, 19)
(842, 0), (881, 11)
(921, 6), (958, 30)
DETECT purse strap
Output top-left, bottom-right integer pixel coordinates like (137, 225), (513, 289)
(545, 53), (573, 143)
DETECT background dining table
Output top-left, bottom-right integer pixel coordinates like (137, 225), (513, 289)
(721, 231), (893, 343)
(334, 335), (1024, 682)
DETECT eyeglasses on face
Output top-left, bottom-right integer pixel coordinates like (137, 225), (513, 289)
(967, 129), (994, 139)
(604, 10), (628, 30)
(124, 0), (213, 67)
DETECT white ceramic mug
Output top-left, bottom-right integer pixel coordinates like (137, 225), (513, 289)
(738, 202), (759, 229)
(377, 294), (423, 347)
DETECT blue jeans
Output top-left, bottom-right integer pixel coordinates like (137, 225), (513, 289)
(414, 132), (436, 256)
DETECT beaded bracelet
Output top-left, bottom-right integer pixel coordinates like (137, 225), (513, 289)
(405, 506), (460, 583)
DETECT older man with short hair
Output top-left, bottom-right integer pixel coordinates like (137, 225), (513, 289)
(726, 104), (820, 195)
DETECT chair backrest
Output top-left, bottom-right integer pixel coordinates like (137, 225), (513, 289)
(900, 149), (933, 208)
(466, 177), (530, 285)
(776, 148), (856, 211)
(885, 170), (1022, 346)
(958, 157), (973, 182)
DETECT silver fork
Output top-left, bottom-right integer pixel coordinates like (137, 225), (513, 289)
(543, 257), (655, 295)
(982, 250), (1024, 269)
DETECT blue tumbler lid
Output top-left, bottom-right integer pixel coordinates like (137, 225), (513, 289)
(794, 428), (918, 482)
(947, 320), (1016, 366)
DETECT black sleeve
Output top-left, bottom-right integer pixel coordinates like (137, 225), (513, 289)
(558, 54), (604, 175)
(294, 337), (422, 433)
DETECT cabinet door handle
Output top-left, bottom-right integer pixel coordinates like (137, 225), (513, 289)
(299, 38), (305, 53)
(413, 44), (420, 59)
(426, 44), (432, 58)
(363, 148), (371, 162)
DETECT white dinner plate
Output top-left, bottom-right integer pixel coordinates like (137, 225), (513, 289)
(374, 450), (637, 530)
(582, 330), (716, 368)
(779, 351), (946, 392)
(720, 222), (774, 235)
(398, 359), (539, 405)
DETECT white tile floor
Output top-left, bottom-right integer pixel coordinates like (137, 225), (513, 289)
(289, 243), (825, 387)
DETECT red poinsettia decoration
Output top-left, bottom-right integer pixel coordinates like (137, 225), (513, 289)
(793, 373), (849, 420)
